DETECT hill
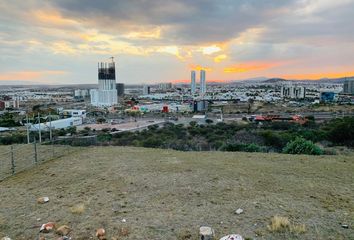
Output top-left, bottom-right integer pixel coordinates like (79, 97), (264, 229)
(0, 147), (353, 239)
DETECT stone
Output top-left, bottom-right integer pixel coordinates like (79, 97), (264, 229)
(40, 222), (56, 233)
(235, 208), (244, 215)
(96, 228), (106, 240)
(199, 226), (214, 240)
(37, 197), (49, 204)
(1, 237), (12, 240)
(341, 224), (349, 229)
(56, 225), (72, 236)
(219, 234), (244, 240)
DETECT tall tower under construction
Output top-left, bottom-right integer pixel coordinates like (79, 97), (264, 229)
(90, 58), (118, 107)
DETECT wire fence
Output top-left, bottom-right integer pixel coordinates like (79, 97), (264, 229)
(0, 139), (80, 181)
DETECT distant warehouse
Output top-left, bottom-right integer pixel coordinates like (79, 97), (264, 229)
(30, 117), (82, 131)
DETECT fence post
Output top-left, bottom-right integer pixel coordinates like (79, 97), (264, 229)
(34, 140), (38, 164)
(11, 145), (15, 175)
(52, 139), (55, 158)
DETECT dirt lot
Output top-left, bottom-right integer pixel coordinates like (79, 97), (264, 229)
(0, 147), (353, 239)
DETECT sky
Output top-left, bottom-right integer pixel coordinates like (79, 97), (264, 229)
(0, 0), (354, 85)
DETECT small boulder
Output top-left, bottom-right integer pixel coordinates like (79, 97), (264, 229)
(199, 226), (214, 240)
(56, 225), (72, 236)
(219, 234), (244, 240)
(1, 237), (12, 240)
(235, 208), (244, 215)
(37, 197), (49, 204)
(40, 222), (56, 233)
(96, 228), (106, 240)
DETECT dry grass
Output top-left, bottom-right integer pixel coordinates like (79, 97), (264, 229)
(69, 203), (85, 214)
(0, 146), (353, 239)
(290, 224), (307, 234)
(267, 216), (290, 232)
(268, 216), (306, 234)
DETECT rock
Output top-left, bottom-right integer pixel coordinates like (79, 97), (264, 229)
(40, 222), (56, 233)
(219, 234), (244, 240)
(37, 197), (49, 204)
(56, 225), (72, 236)
(39, 237), (46, 240)
(199, 226), (214, 240)
(235, 208), (244, 215)
(341, 224), (349, 229)
(121, 218), (127, 223)
(96, 228), (106, 240)
(1, 237), (12, 240)
(57, 237), (71, 240)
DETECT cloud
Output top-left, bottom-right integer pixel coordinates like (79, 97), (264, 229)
(281, 71), (354, 80)
(189, 64), (212, 72)
(0, 0), (354, 84)
(223, 61), (281, 73)
(214, 54), (227, 63)
(0, 70), (67, 82)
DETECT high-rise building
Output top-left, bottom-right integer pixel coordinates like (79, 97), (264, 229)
(200, 70), (206, 95)
(90, 59), (118, 107)
(158, 83), (173, 91)
(143, 85), (151, 95)
(191, 70), (196, 94)
(281, 85), (306, 99)
(343, 77), (354, 95)
(116, 83), (125, 97)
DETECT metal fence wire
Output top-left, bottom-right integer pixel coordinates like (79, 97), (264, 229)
(0, 139), (79, 181)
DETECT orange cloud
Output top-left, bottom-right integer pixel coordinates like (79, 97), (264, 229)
(189, 64), (212, 72)
(214, 54), (227, 63)
(0, 71), (67, 82)
(281, 71), (354, 80)
(224, 61), (279, 73)
(33, 10), (78, 27)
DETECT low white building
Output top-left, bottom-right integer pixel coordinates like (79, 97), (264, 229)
(30, 117), (82, 131)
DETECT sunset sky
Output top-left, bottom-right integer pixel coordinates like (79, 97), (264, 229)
(0, 0), (354, 84)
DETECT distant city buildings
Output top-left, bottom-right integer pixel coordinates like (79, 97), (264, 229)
(343, 77), (354, 95)
(281, 85), (306, 99)
(0, 97), (20, 110)
(143, 85), (151, 95)
(116, 83), (125, 97)
(158, 82), (173, 91)
(320, 91), (338, 102)
(74, 89), (89, 99)
(90, 59), (118, 107)
(191, 70), (196, 94)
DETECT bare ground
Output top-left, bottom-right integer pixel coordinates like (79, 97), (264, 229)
(0, 146), (353, 240)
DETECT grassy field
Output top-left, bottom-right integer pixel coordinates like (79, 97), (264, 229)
(0, 146), (353, 239)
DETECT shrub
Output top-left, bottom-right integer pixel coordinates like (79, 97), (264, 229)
(283, 137), (323, 155)
(326, 117), (354, 147)
(221, 143), (263, 152)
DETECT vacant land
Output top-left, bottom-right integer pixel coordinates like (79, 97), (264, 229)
(0, 147), (353, 239)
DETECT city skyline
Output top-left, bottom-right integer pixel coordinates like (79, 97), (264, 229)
(1, 0), (354, 85)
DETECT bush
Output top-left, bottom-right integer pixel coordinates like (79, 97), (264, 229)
(326, 117), (354, 147)
(221, 143), (263, 152)
(282, 137), (323, 155)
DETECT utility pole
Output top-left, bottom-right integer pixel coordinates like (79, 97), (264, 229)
(26, 114), (30, 144)
(49, 114), (52, 141)
(38, 112), (42, 143)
